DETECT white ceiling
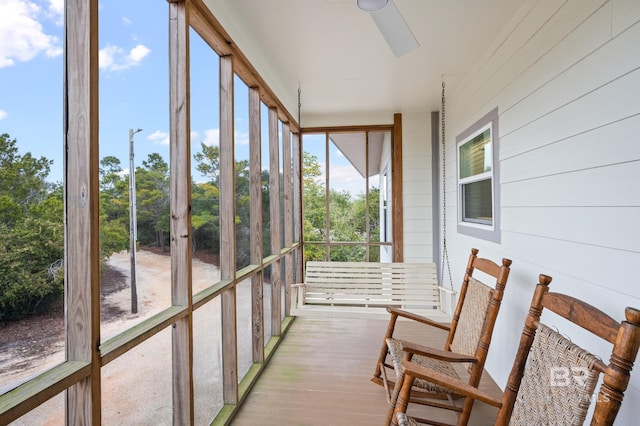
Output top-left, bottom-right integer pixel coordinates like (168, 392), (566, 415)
(202, 0), (528, 127)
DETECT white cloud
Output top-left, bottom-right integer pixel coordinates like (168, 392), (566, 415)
(129, 44), (150, 62)
(0, 0), (63, 68)
(47, 0), (63, 16)
(329, 164), (366, 195)
(98, 45), (118, 70)
(148, 130), (201, 146)
(122, 16), (132, 26)
(148, 130), (169, 146)
(46, 0), (63, 25)
(202, 129), (220, 146)
(99, 43), (151, 71)
(0, 110), (7, 120)
(196, 129), (249, 147)
(235, 130), (249, 146)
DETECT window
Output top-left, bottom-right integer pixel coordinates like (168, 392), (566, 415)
(456, 108), (500, 243)
(302, 129), (393, 262)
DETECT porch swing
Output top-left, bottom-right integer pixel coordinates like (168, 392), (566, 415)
(291, 85), (453, 321)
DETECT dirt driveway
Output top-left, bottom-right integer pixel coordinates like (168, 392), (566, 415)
(1, 249), (255, 425)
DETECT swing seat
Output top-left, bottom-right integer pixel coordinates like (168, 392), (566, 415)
(291, 261), (455, 320)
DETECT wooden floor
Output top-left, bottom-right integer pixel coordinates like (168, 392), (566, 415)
(231, 315), (501, 425)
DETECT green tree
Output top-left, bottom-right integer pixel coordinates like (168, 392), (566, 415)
(301, 152), (326, 261)
(99, 156), (129, 260)
(136, 153), (170, 247)
(0, 133), (54, 225)
(301, 150), (380, 262)
(0, 134), (63, 321)
(191, 181), (219, 253)
(194, 142), (219, 181)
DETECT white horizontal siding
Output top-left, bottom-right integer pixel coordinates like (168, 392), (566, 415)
(443, 0), (640, 422)
(502, 162), (639, 206)
(495, 0), (611, 118)
(613, 0), (640, 35)
(501, 206), (640, 253)
(402, 113), (433, 263)
(501, 113), (640, 181)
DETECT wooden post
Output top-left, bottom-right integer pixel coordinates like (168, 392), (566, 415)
(282, 123), (293, 316)
(292, 131), (302, 283)
(249, 86), (264, 363)
(168, 0), (193, 423)
(219, 54), (238, 404)
(64, 0), (101, 423)
(129, 128), (142, 314)
(392, 113), (403, 262)
(269, 107), (282, 335)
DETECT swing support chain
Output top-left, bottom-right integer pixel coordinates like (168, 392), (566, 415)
(441, 78), (454, 290)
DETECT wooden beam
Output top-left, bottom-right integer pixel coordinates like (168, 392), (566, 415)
(249, 86), (265, 363)
(392, 113), (404, 262)
(292, 132), (302, 283)
(100, 306), (188, 366)
(269, 107), (282, 335)
(0, 362), (91, 424)
(64, 0), (101, 423)
(324, 133), (330, 260)
(189, 0), (298, 132)
(219, 54), (239, 404)
(168, 1), (194, 424)
(301, 124), (393, 134)
(282, 123), (293, 316)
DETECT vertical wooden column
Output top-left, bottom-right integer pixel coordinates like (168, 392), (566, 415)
(392, 113), (404, 262)
(292, 132), (302, 283)
(169, 0), (194, 424)
(248, 87), (264, 363)
(282, 123), (293, 316)
(168, 0), (193, 424)
(64, 0), (101, 423)
(219, 55), (238, 404)
(268, 107), (282, 335)
(324, 133), (330, 260)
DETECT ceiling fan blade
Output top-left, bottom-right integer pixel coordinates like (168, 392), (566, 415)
(370, 0), (419, 57)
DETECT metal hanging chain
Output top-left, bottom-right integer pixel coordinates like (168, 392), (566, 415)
(297, 83), (301, 127)
(441, 79), (454, 290)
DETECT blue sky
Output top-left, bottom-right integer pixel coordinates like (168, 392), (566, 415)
(0, 0), (246, 184)
(0, 0), (362, 193)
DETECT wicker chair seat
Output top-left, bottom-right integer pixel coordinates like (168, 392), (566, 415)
(396, 412), (417, 426)
(386, 337), (460, 395)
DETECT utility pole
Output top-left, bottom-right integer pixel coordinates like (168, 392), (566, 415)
(129, 128), (143, 314)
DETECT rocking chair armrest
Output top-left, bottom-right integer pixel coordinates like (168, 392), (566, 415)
(386, 307), (451, 331)
(399, 339), (478, 364)
(400, 359), (502, 408)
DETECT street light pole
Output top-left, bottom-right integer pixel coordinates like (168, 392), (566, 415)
(129, 128), (143, 314)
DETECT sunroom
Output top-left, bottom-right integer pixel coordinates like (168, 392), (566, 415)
(1, 0), (639, 424)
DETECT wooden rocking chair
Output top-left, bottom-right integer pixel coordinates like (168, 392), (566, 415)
(392, 274), (640, 426)
(371, 248), (512, 424)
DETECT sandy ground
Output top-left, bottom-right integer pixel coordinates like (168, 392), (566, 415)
(2, 249), (260, 425)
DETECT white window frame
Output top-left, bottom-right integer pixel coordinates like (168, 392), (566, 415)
(456, 107), (500, 243)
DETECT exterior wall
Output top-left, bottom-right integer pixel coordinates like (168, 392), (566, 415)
(402, 113), (434, 263)
(441, 0), (640, 422)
